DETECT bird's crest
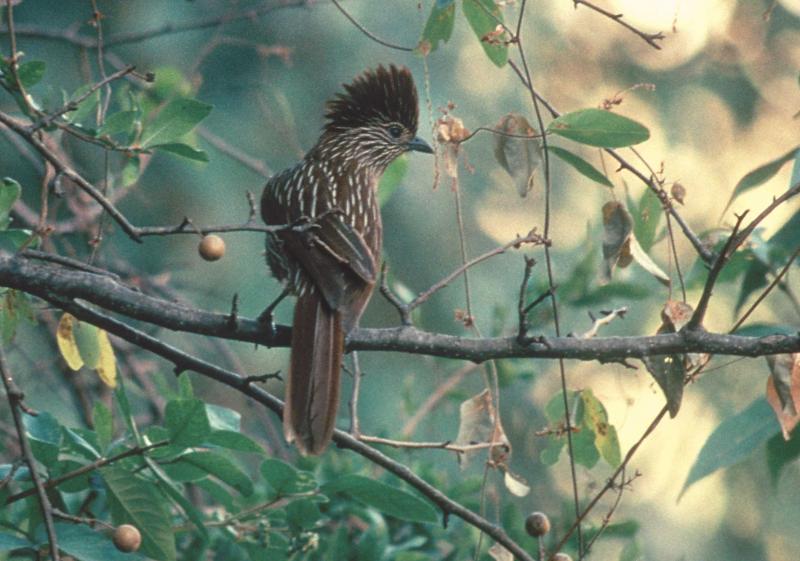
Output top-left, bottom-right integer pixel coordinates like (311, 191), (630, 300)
(324, 65), (419, 134)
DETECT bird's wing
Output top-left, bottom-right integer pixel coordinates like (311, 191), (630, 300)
(261, 165), (377, 311)
(277, 214), (375, 311)
(312, 211), (376, 284)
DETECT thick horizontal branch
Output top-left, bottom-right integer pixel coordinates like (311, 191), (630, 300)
(1, 253), (798, 362)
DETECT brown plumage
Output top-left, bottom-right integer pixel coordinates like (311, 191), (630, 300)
(261, 65), (432, 455)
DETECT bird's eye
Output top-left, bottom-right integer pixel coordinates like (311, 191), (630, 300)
(387, 125), (403, 139)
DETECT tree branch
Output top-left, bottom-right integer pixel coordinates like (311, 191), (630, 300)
(0, 346), (60, 561)
(2, 254), (799, 364)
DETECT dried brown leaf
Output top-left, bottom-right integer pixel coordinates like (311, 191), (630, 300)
(601, 201), (634, 280)
(494, 113), (541, 197)
(766, 354), (800, 439)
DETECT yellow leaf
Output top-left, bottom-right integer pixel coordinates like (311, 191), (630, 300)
(56, 313), (84, 371)
(95, 329), (117, 388)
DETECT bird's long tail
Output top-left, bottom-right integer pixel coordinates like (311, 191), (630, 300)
(283, 290), (343, 455)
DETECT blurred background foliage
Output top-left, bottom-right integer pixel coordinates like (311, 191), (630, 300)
(1, 1), (800, 560)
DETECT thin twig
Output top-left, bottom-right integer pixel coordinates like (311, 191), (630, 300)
(549, 406), (670, 560)
(4, 0), (35, 115)
(731, 246), (800, 333)
(577, 307), (627, 339)
(89, 0), (112, 124)
(0, 346), (60, 561)
(330, 0), (413, 52)
(29, 65), (135, 133)
(517, 256), (537, 340)
(400, 362), (480, 438)
(359, 435), (495, 453)
(408, 230), (544, 312)
(0, 110), (142, 241)
(379, 262), (412, 325)
(689, 181), (800, 330)
(4, 440), (169, 505)
(572, 0), (665, 49)
(348, 351), (363, 437)
(513, 0), (584, 553)
(197, 126), (272, 178)
(687, 213), (748, 330)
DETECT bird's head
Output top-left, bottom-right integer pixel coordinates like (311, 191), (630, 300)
(320, 65), (433, 170)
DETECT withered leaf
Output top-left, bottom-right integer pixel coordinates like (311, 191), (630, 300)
(493, 113), (541, 198)
(766, 354), (800, 439)
(601, 201), (634, 280)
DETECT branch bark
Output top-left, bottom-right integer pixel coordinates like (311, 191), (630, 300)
(2, 254), (798, 363)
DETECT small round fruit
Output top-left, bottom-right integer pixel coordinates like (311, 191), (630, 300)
(198, 234), (225, 261)
(525, 511), (551, 537)
(113, 524), (142, 553)
(553, 553), (573, 561)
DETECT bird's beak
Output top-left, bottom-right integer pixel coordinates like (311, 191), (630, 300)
(406, 136), (433, 154)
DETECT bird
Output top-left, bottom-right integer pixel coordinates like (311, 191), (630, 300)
(260, 65), (433, 455)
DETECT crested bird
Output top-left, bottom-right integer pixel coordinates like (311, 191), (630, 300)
(261, 65), (432, 455)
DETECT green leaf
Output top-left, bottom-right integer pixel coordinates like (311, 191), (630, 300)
(286, 499), (322, 530)
(206, 430), (264, 454)
(733, 323), (795, 337)
(735, 258), (769, 312)
(633, 188), (662, 252)
(770, 208), (800, 261)
(419, 0), (456, 53)
(766, 429), (800, 485)
(0, 531), (34, 552)
(642, 354), (685, 417)
(573, 424), (600, 468)
(114, 382), (140, 441)
(378, 156), (408, 206)
(261, 458), (317, 496)
(63, 427), (101, 459)
(121, 156), (141, 188)
(0, 178), (22, 230)
(681, 398), (779, 498)
(102, 467), (176, 561)
(97, 110), (138, 138)
(52, 523), (146, 561)
(462, 0), (508, 67)
(0, 229), (35, 252)
(322, 475), (437, 524)
(548, 108), (650, 148)
(205, 403), (239, 431)
(167, 451), (253, 495)
(164, 398), (211, 448)
(67, 85), (100, 125)
(23, 410), (62, 467)
(141, 98), (212, 148)
(724, 147), (799, 216)
(17, 61), (46, 89)
(177, 373), (193, 398)
(581, 389), (621, 468)
(145, 459), (209, 540)
(540, 434), (566, 465)
(51, 459), (92, 493)
(548, 146), (613, 187)
(569, 282), (651, 306)
(151, 142), (209, 162)
(93, 401), (113, 452)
